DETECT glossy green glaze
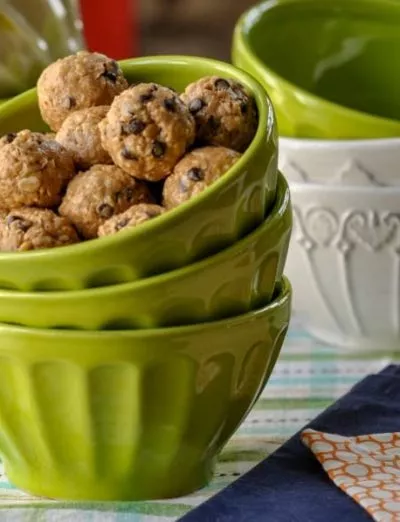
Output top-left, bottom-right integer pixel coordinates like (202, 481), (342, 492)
(0, 56), (278, 291)
(0, 278), (291, 501)
(0, 173), (291, 330)
(232, 0), (400, 139)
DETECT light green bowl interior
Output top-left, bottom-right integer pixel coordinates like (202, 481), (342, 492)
(233, 0), (400, 138)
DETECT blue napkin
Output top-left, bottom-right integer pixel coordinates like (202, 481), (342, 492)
(180, 365), (400, 522)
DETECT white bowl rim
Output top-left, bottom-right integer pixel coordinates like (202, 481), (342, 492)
(289, 179), (400, 193)
(280, 136), (400, 148)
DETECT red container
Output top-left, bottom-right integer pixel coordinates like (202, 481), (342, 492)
(80, 0), (138, 59)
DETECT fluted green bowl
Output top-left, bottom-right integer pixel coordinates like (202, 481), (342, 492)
(0, 173), (291, 330)
(0, 55), (277, 291)
(232, 0), (400, 139)
(0, 278), (291, 501)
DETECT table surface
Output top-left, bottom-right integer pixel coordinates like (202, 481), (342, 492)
(0, 317), (396, 522)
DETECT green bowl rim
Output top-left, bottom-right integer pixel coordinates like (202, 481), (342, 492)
(0, 172), (289, 300)
(0, 277), (291, 339)
(235, 0), (400, 129)
(0, 55), (274, 261)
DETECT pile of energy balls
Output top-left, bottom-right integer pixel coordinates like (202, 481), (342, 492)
(0, 51), (258, 252)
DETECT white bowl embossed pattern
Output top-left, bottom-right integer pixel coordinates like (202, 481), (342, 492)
(280, 137), (400, 187)
(286, 182), (400, 349)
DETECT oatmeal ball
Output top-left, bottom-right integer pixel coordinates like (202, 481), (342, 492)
(56, 106), (111, 169)
(0, 130), (75, 210)
(59, 164), (153, 239)
(37, 51), (128, 131)
(99, 203), (165, 236)
(0, 208), (79, 252)
(181, 76), (258, 152)
(163, 146), (241, 209)
(99, 83), (195, 181)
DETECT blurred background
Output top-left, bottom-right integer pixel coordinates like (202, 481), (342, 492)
(141, 0), (255, 60)
(0, 0), (256, 98)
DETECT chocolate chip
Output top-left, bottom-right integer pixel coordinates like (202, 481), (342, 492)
(65, 96), (76, 109)
(97, 203), (114, 218)
(102, 71), (117, 83)
(121, 147), (137, 160)
(123, 118), (146, 135)
(7, 215), (32, 232)
(139, 92), (154, 103)
(116, 218), (129, 231)
(214, 78), (230, 90)
(188, 98), (205, 114)
(3, 133), (16, 143)
(101, 60), (119, 83)
(163, 97), (176, 112)
(6, 215), (18, 226)
(240, 102), (248, 114)
(207, 116), (220, 134)
(152, 140), (166, 158)
(123, 187), (134, 201)
(115, 187), (134, 202)
(150, 84), (159, 92)
(187, 167), (204, 181)
(102, 70), (117, 82)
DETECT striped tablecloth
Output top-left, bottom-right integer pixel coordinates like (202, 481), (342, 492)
(0, 317), (396, 521)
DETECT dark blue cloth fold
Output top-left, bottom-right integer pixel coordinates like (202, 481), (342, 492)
(180, 364), (400, 522)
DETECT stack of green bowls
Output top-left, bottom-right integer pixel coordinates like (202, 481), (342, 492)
(0, 56), (292, 501)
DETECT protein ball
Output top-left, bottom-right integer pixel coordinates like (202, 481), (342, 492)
(98, 203), (165, 236)
(59, 164), (153, 239)
(37, 51), (128, 131)
(181, 76), (258, 152)
(99, 83), (195, 181)
(163, 146), (241, 208)
(0, 208), (79, 252)
(56, 106), (112, 169)
(0, 130), (75, 210)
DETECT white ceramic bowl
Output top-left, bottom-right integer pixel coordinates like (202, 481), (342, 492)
(279, 137), (400, 187)
(286, 181), (400, 350)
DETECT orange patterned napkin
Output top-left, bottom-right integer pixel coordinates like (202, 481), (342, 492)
(301, 430), (400, 522)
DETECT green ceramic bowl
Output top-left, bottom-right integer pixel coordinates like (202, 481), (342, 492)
(232, 0), (400, 139)
(0, 173), (291, 330)
(0, 55), (277, 291)
(0, 278), (291, 501)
